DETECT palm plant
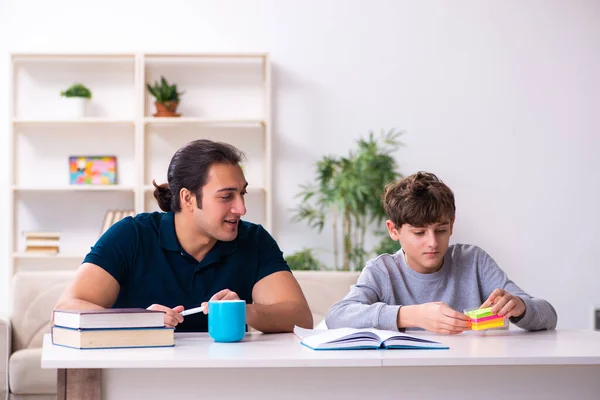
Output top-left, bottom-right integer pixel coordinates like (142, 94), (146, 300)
(292, 129), (403, 271)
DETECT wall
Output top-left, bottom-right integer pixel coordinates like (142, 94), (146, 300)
(0, 0), (599, 328)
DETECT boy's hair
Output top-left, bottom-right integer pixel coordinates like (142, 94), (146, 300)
(382, 171), (456, 228)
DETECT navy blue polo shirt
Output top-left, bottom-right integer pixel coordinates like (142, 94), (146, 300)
(83, 212), (290, 332)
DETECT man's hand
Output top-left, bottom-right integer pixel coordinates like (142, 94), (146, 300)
(411, 302), (471, 334)
(146, 304), (184, 328)
(480, 288), (526, 318)
(200, 289), (241, 314)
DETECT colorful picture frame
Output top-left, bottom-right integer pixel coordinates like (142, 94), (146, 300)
(69, 156), (117, 185)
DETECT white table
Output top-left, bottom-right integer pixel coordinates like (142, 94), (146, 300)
(42, 329), (600, 400)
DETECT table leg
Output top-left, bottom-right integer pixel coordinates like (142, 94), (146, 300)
(57, 369), (101, 400)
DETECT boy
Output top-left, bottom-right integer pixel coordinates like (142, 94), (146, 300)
(326, 171), (557, 334)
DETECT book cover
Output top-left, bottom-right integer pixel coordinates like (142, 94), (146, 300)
(51, 326), (175, 349)
(53, 308), (165, 330)
(294, 326), (448, 350)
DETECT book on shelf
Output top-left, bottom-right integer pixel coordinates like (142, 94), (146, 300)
(24, 246), (59, 254)
(51, 326), (174, 349)
(24, 239), (60, 247)
(100, 209), (135, 236)
(23, 231), (61, 239)
(53, 308), (165, 329)
(23, 231), (61, 254)
(293, 326), (448, 350)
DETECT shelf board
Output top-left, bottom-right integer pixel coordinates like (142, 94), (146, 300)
(143, 185), (266, 193)
(12, 185), (135, 192)
(144, 53), (267, 60)
(12, 252), (86, 260)
(144, 117), (265, 127)
(13, 118), (135, 126)
(12, 53), (135, 62)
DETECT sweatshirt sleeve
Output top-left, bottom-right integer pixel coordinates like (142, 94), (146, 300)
(325, 262), (401, 331)
(478, 250), (557, 331)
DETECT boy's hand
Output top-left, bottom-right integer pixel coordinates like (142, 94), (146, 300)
(415, 302), (471, 334)
(480, 288), (526, 318)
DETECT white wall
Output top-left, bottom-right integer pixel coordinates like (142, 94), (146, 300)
(1, 0), (599, 329)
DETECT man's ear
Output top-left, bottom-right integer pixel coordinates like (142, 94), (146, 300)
(386, 220), (400, 241)
(179, 188), (195, 211)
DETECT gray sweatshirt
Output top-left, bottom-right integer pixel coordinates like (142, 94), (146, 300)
(326, 244), (557, 332)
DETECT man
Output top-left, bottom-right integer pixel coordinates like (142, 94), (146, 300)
(326, 171), (557, 333)
(55, 139), (313, 332)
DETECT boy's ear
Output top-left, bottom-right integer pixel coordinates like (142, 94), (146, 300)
(386, 220), (400, 241)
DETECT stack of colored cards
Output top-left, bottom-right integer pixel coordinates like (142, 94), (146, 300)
(465, 307), (507, 330)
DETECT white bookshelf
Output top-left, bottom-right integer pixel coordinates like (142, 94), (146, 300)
(9, 53), (272, 274)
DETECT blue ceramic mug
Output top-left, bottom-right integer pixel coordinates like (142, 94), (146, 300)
(208, 300), (246, 342)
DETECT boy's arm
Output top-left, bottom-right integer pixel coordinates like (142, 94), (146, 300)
(479, 251), (557, 331)
(325, 265), (401, 331)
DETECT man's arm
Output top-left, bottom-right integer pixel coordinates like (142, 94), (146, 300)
(247, 271), (313, 333)
(54, 263), (120, 312)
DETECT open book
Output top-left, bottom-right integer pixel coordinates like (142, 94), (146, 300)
(294, 326), (448, 350)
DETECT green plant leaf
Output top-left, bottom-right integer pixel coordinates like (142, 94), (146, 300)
(146, 75), (183, 103)
(291, 128), (405, 271)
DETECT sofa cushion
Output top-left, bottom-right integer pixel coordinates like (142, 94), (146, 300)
(11, 271), (76, 352)
(292, 271), (360, 326)
(9, 348), (56, 395)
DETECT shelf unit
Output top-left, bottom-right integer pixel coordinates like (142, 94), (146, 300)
(9, 53), (272, 274)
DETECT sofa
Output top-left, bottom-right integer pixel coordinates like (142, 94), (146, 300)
(0, 269), (359, 400)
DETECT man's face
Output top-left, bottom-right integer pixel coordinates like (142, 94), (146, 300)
(386, 218), (454, 274)
(191, 163), (247, 242)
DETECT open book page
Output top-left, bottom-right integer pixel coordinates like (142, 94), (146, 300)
(361, 328), (448, 349)
(293, 326), (448, 350)
(293, 326), (381, 349)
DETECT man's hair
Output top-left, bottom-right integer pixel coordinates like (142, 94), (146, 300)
(153, 139), (245, 212)
(382, 171), (456, 228)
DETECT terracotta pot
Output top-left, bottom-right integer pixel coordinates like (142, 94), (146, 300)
(153, 101), (180, 117)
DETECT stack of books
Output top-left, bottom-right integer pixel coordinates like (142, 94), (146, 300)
(52, 308), (174, 349)
(23, 231), (60, 254)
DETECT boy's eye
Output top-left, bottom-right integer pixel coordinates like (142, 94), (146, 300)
(414, 231), (425, 236)
(221, 195), (232, 200)
(436, 229), (447, 233)
(241, 191), (247, 196)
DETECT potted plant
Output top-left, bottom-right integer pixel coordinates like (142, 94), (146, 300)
(60, 83), (92, 118)
(291, 129), (404, 271)
(146, 76), (184, 117)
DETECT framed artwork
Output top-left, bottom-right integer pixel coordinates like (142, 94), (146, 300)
(69, 156), (117, 185)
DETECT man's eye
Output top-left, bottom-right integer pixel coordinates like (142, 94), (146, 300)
(436, 229), (447, 233)
(241, 191), (247, 196)
(221, 195), (232, 200)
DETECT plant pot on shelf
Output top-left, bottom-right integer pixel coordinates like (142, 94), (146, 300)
(153, 101), (180, 117)
(61, 97), (89, 119)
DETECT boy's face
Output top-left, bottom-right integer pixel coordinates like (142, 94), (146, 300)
(386, 218), (454, 274)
